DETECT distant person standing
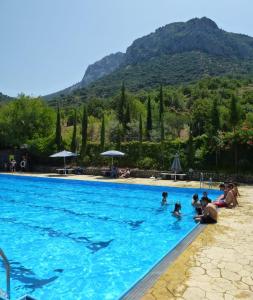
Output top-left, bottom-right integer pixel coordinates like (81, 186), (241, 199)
(20, 158), (27, 172)
(200, 172), (204, 188)
(10, 159), (16, 173)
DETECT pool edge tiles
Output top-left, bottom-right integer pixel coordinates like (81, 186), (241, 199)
(119, 223), (206, 300)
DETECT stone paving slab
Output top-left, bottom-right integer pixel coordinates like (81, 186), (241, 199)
(142, 186), (253, 300)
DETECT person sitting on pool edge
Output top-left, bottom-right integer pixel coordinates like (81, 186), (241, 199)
(172, 202), (181, 218)
(213, 183), (237, 208)
(194, 203), (218, 224)
(161, 191), (168, 206)
(216, 183), (227, 201)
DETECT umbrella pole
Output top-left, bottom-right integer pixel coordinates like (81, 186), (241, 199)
(64, 156), (66, 175)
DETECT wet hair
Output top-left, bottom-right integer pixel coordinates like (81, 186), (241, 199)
(203, 191), (208, 196)
(228, 183), (234, 189)
(174, 203), (181, 212)
(219, 183), (225, 189)
(193, 194), (199, 201)
(201, 197), (209, 206)
(162, 192), (168, 198)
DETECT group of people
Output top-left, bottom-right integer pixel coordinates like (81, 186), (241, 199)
(4, 157), (27, 173)
(160, 182), (240, 224)
(110, 166), (131, 178)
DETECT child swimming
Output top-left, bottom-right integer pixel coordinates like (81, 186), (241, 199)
(161, 192), (168, 206)
(172, 202), (181, 218)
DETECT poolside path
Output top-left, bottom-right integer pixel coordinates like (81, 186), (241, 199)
(4, 173), (253, 300)
(142, 185), (253, 300)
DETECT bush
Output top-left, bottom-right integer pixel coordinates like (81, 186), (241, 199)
(137, 157), (157, 169)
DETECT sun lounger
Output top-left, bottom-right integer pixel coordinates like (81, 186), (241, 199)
(160, 172), (186, 180)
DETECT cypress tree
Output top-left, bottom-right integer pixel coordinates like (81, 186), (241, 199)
(160, 114), (165, 168)
(230, 95), (239, 130)
(139, 114), (143, 143)
(229, 95), (240, 172)
(125, 103), (131, 129)
(100, 114), (105, 151)
(139, 114), (143, 156)
(146, 96), (152, 140)
(55, 103), (62, 151)
(118, 82), (126, 123)
(160, 113), (165, 142)
(211, 98), (220, 135)
(70, 109), (77, 153)
(159, 85), (164, 122)
(80, 105), (88, 157)
(187, 129), (194, 167)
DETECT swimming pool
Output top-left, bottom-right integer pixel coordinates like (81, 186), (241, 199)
(0, 175), (221, 299)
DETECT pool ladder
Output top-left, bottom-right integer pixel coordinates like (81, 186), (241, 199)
(0, 248), (10, 300)
(0, 249), (36, 300)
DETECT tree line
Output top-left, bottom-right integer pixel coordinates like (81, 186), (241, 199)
(0, 76), (253, 172)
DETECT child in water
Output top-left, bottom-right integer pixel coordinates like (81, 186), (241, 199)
(172, 203), (182, 217)
(161, 192), (168, 206)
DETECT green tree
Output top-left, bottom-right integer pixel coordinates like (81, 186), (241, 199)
(125, 103), (131, 128)
(0, 96), (55, 148)
(55, 103), (62, 151)
(70, 109), (77, 153)
(139, 114), (143, 156)
(160, 113), (165, 142)
(229, 95), (240, 172)
(118, 82), (126, 124)
(191, 99), (212, 136)
(187, 129), (194, 167)
(100, 114), (105, 151)
(80, 105), (88, 156)
(230, 95), (239, 130)
(146, 96), (152, 140)
(159, 85), (164, 122)
(211, 98), (220, 135)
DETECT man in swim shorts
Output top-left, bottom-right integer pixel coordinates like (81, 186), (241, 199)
(194, 203), (217, 224)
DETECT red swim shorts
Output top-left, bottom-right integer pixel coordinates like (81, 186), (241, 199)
(213, 201), (227, 207)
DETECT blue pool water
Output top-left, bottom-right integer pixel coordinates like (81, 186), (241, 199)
(0, 175), (221, 300)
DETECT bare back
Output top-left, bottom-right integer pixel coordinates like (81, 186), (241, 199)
(204, 203), (218, 221)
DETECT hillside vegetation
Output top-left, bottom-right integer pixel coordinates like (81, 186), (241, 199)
(1, 76), (253, 172)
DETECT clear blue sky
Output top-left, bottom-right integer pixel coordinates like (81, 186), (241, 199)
(1, 0), (253, 97)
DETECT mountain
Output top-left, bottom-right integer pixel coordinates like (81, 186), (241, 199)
(45, 17), (253, 101)
(0, 92), (15, 103)
(44, 52), (124, 99)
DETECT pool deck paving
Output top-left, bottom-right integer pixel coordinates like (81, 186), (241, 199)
(3, 173), (253, 300)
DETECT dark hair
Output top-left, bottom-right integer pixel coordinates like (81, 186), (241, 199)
(193, 194), (199, 201)
(201, 197), (209, 206)
(228, 183), (234, 189)
(174, 203), (181, 212)
(219, 183), (225, 188)
(162, 192), (168, 197)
